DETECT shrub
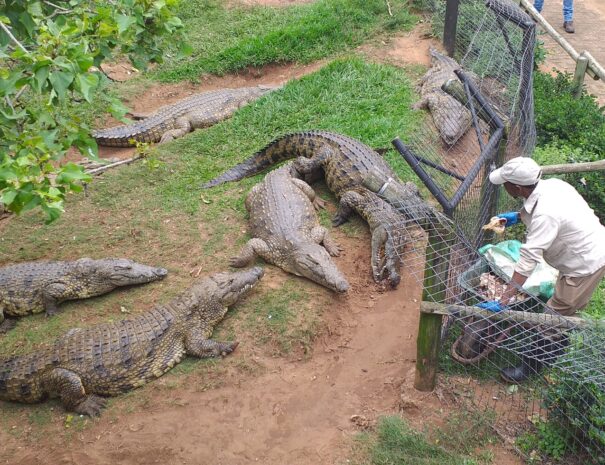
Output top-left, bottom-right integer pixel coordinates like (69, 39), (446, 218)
(542, 330), (605, 463)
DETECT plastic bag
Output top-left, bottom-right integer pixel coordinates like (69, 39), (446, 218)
(478, 240), (558, 299)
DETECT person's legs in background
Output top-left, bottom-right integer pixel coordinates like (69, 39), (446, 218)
(534, 0), (544, 13)
(563, 0), (575, 33)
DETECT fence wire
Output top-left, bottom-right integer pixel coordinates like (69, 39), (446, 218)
(376, 0), (605, 461)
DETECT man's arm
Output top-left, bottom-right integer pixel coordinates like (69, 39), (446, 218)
(500, 214), (559, 305)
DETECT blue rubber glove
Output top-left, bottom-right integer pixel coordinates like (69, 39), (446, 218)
(497, 211), (520, 227)
(476, 301), (505, 312)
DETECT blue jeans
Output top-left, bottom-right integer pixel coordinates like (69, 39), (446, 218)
(534, 0), (574, 22)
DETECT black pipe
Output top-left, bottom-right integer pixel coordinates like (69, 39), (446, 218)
(463, 79), (485, 152)
(443, 0), (460, 57)
(485, 0), (534, 29)
(415, 155), (466, 182)
(392, 138), (454, 217)
(454, 69), (505, 131)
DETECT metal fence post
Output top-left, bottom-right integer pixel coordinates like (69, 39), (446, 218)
(444, 0), (460, 57)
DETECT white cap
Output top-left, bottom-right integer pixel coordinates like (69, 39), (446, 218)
(489, 157), (542, 186)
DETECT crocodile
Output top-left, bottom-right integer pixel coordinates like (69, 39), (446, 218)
(92, 86), (276, 147)
(334, 187), (411, 288)
(413, 48), (472, 146)
(231, 162), (349, 293)
(201, 130), (435, 226)
(0, 258), (167, 332)
(0, 267), (264, 416)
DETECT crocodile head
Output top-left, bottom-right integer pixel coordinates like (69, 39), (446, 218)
(288, 244), (349, 293)
(210, 266), (265, 306)
(83, 258), (168, 286)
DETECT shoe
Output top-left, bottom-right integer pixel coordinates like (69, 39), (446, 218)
(500, 357), (542, 384)
(563, 21), (575, 33)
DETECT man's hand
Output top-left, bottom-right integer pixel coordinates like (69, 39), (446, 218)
(497, 211), (520, 227)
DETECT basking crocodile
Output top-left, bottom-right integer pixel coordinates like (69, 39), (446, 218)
(0, 258), (167, 332)
(335, 187), (411, 288)
(92, 86), (276, 147)
(0, 267), (264, 416)
(201, 131), (434, 226)
(414, 48), (472, 146)
(231, 163), (349, 293)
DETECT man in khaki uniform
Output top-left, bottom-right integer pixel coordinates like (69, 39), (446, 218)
(489, 156), (605, 382)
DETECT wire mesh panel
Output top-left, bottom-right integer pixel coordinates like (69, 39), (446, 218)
(372, 0), (605, 461)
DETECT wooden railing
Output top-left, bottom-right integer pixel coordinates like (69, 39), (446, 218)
(517, 0), (605, 97)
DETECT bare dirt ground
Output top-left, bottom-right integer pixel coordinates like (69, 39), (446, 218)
(0, 8), (542, 465)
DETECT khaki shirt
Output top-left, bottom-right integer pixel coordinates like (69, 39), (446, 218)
(516, 178), (605, 277)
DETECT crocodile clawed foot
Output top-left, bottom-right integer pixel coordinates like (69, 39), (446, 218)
(220, 341), (239, 357)
(312, 197), (326, 211)
(331, 215), (348, 227)
(229, 257), (247, 268)
(74, 395), (107, 417)
(0, 318), (17, 334)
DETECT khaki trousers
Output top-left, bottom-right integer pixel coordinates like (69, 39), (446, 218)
(546, 264), (605, 316)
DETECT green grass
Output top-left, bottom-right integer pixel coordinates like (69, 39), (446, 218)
(155, 0), (416, 81)
(351, 415), (494, 465)
(151, 57), (423, 215)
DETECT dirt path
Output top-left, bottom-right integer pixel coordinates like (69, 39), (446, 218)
(539, 0), (605, 102)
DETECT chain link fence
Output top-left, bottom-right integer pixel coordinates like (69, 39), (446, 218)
(372, 0), (605, 461)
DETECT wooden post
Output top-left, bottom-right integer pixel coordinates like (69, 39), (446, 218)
(443, 0), (460, 57)
(573, 52), (589, 98)
(414, 226), (451, 391)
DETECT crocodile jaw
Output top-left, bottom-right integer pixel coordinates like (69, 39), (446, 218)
(289, 245), (349, 293)
(94, 259), (168, 286)
(212, 267), (265, 306)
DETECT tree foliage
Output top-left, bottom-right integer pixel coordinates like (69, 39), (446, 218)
(0, 0), (183, 221)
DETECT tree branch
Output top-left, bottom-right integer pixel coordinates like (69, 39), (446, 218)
(0, 22), (29, 54)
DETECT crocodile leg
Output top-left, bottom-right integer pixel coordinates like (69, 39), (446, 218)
(42, 283), (68, 317)
(128, 111), (151, 120)
(0, 318), (17, 334)
(291, 178), (325, 210)
(333, 197), (356, 227)
(230, 238), (270, 267)
(310, 226), (341, 257)
(383, 238), (402, 288)
(185, 334), (239, 358)
(41, 367), (107, 416)
(158, 116), (192, 144)
(412, 96), (429, 111)
(293, 144), (333, 176)
(371, 226), (389, 283)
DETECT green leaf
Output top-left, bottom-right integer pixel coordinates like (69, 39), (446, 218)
(56, 163), (92, 184)
(115, 14), (137, 34)
(1, 189), (18, 206)
(75, 73), (99, 102)
(48, 70), (74, 100)
(32, 65), (50, 92)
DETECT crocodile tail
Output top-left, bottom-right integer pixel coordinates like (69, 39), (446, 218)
(201, 132), (320, 189)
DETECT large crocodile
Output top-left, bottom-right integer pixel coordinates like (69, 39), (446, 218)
(334, 187), (411, 288)
(201, 130), (434, 226)
(0, 258), (167, 332)
(413, 48), (472, 146)
(231, 163), (349, 293)
(0, 267), (264, 416)
(92, 86), (276, 147)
